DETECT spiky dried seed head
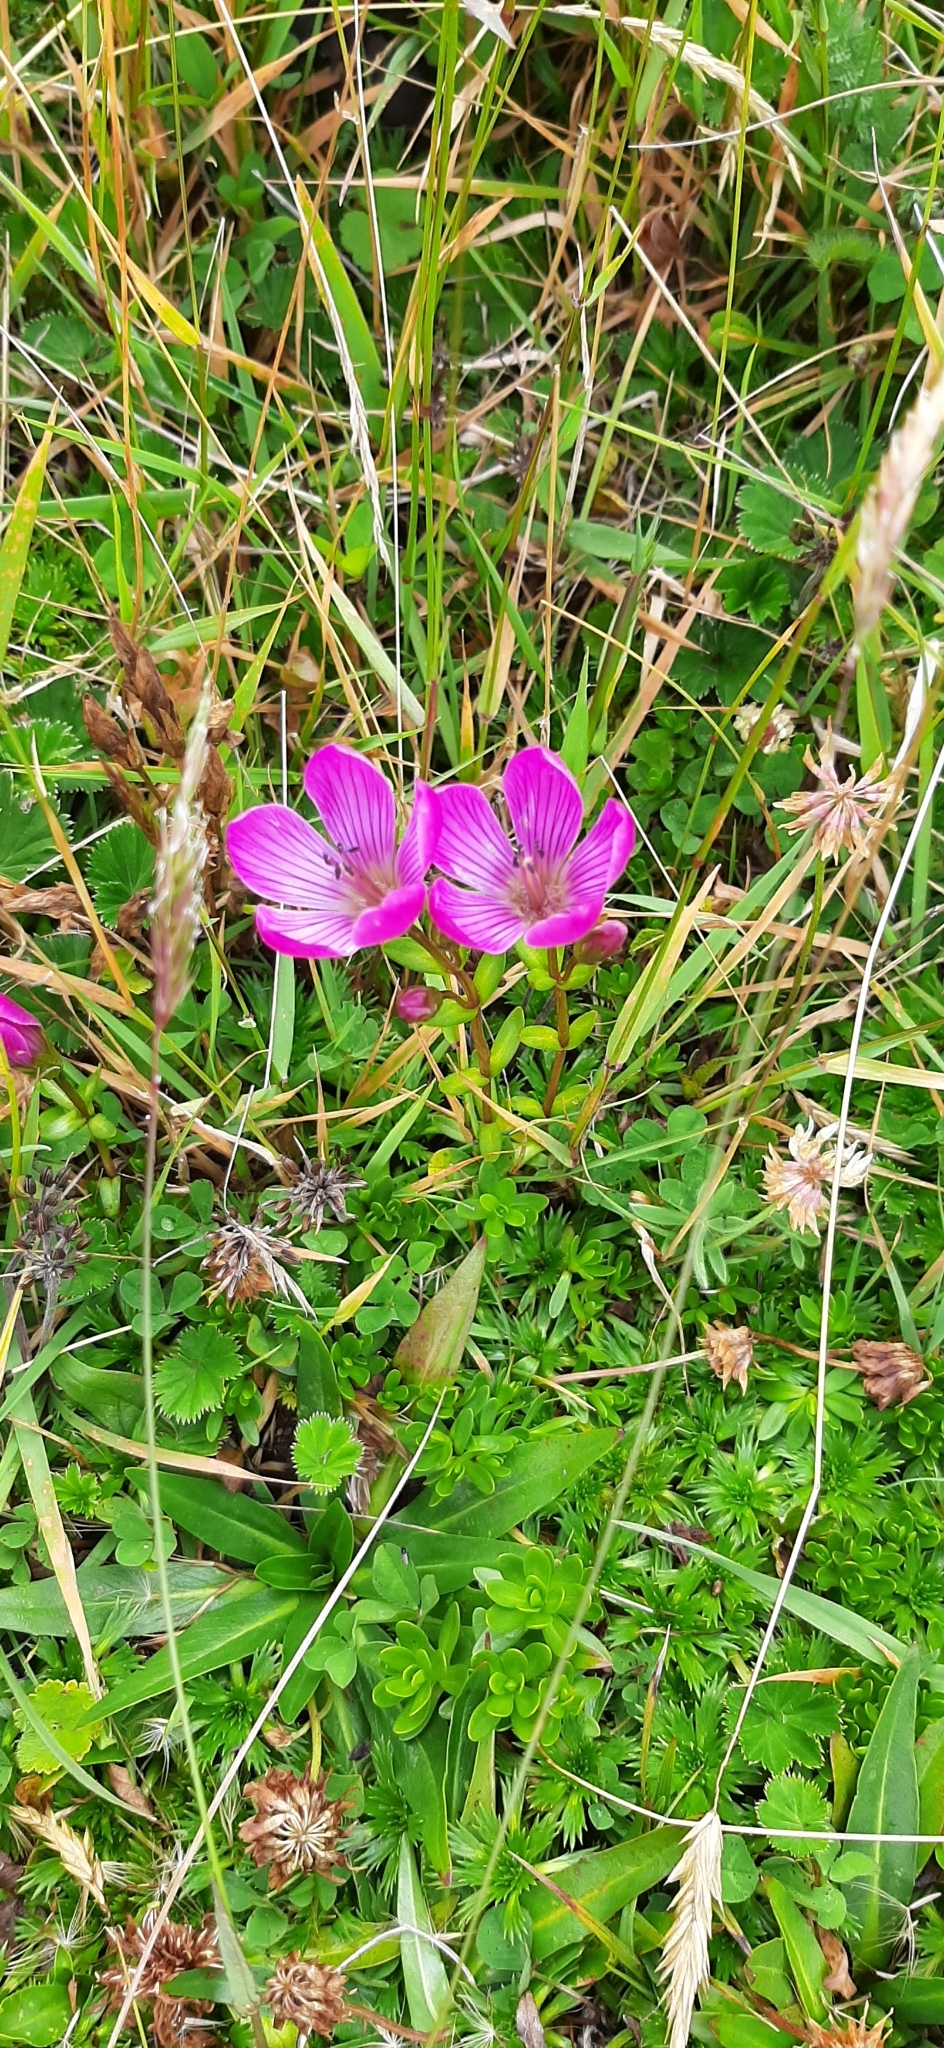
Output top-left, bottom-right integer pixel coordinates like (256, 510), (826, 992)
(239, 1768), (350, 1891)
(659, 1811), (723, 2048)
(263, 1954), (347, 2040)
(703, 1322), (753, 1394)
(850, 1340), (930, 1410)
(275, 1150), (365, 1233)
(203, 1213), (305, 1310)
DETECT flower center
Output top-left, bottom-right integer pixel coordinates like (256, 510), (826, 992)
(318, 840), (396, 909)
(509, 850), (565, 922)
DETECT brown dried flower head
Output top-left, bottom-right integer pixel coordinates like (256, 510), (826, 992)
(779, 727), (895, 862)
(203, 1213), (306, 1310)
(239, 1767), (350, 1891)
(733, 702), (795, 753)
(804, 2017), (890, 2048)
(851, 1339), (931, 1411)
(703, 1322), (753, 1394)
(264, 1954), (347, 2040)
(763, 1118), (872, 1238)
(99, 1908), (219, 2044)
(276, 1148), (365, 1233)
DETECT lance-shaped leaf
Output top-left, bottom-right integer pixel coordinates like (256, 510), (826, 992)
(394, 1239), (487, 1386)
(842, 1646), (920, 1967)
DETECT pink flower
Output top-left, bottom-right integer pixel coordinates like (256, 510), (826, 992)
(226, 746), (437, 960)
(427, 748), (635, 955)
(0, 991), (44, 1066)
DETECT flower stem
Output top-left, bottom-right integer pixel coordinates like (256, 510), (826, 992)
(408, 927), (493, 1117)
(543, 953), (570, 1118)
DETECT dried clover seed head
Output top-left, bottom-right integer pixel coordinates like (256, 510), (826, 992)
(239, 1767), (350, 1891)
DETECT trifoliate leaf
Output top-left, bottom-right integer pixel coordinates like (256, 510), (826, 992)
(738, 1681), (840, 1773)
(156, 1326), (242, 1422)
(293, 1413), (362, 1493)
(16, 1679), (103, 1776)
(756, 1771), (831, 1856)
(86, 822), (155, 924)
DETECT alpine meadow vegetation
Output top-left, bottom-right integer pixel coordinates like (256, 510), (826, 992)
(3, 2), (944, 2046)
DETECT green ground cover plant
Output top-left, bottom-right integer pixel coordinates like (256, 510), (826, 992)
(2, 1), (944, 2045)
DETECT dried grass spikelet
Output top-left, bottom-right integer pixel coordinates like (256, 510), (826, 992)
(618, 18), (802, 186)
(851, 1339), (931, 1410)
(803, 2016), (891, 2048)
(855, 357), (944, 647)
(703, 1322), (753, 1394)
(263, 1954), (347, 2040)
(10, 1801), (106, 1908)
(659, 1810), (723, 2048)
(239, 1767), (350, 1891)
(150, 689), (210, 1032)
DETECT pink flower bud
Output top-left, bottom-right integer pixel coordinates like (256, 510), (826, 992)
(0, 991), (44, 1066)
(574, 920), (628, 964)
(395, 985), (442, 1024)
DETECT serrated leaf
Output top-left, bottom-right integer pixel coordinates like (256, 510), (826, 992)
(738, 1681), (840, 1773)
(756, 1772), (831, 1855)
(86, 821), (155, 923)
(293, 1413), (362, 1492)
(0, 772), (54, 881)
(737, 479), (806, 559)
(156, 1326), (241, 1422)
(15, 1678), (103, 1775)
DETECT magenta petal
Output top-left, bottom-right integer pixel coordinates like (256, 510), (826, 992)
(524, 899), (607, 949)
(255, 905), (362, 958)
(563, 799), (635, 899)
(304, 745), (396, 871)
(353, 882), (427, 947)
(396, 783), (438, 887)
(227, 805), (338, 908)
(503, 747), (583, 867)
(428, 878), (527, 954)
(430, 784), (517, 893)
(0, 991), (43, 1065)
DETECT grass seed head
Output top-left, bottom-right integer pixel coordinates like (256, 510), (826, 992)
(855, 362), (944, 646)
(659, 1810), (723, 2048)
(150, 693), (210, 1031)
